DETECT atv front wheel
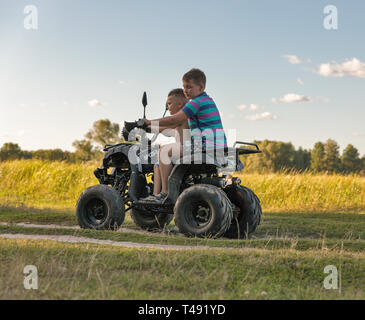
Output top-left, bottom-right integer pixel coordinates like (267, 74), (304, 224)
(76, 185), (125, 230)
(223, 185), (262, 239)
(174, 184), (233, 238)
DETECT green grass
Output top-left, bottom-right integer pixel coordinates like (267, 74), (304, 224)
(1, 209), (365, 252)
(1, 160), (364, 213)
(0, 207), (77, 225)
(1, 224), (365, 253)
(1, 159), (365, 299)
(239, 171), (365, 213)
(1, 208), (364, 240)
(1, 238), (364, 299)
(0, 160), (98, 209)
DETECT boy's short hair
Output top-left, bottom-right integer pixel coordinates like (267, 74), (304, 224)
(182, 68), (206, 86)
(168, 88), (186, 100)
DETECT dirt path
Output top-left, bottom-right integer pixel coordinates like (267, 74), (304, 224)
(0, 232), (259, 251)
(0, 222), (182, 237)
(0, 222), (266, 251)
(0, 222), (79, 230)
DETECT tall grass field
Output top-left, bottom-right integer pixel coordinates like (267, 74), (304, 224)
(0, 159), (364, 213)
(1, 160), (365, 300)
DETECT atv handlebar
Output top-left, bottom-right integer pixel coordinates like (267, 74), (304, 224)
(121, 120), (158, 145)
(136, 119), (147, 129)
(124, 119), (147, 132)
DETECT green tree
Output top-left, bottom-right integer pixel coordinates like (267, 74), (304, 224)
(310, 142), (326, 172)
(269, 141), (296, 171)
(33, 149), (67, 161)
(85, 119), (120, 151)
(243, 140), (296, 173)
(293, 147), (311, 171)
(21, 150), (33, 159)
(323, 139), (342, 173)
(0, 142), (22, 160)
(360, 156), (365, 176)
(63, 151), (77, 163)
(341, 144), (361, 173)
(72, 140), (97, 161)
(72, 119), (121, 161)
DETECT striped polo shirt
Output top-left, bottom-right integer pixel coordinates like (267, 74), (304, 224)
(182, 92), (227, 147)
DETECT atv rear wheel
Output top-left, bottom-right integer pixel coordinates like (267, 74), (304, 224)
(174, 184), (233, 238)
(76, 185), (125, 230)
(130, 207), (173, 231)
(223, 185), (262, 239)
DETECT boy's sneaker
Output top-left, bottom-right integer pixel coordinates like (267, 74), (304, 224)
(139, 192), (168, 204)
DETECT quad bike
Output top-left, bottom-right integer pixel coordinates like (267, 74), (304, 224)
(76, 92), (262, 238)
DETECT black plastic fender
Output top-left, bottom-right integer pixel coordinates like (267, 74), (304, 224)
(102, 144), (131, 169)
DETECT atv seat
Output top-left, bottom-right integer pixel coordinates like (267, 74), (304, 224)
(173, 141), (261, 169)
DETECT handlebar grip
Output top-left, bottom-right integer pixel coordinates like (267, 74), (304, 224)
(136, 119), (146, 129)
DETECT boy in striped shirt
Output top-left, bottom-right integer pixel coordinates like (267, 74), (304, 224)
(144, 68), (227, 203)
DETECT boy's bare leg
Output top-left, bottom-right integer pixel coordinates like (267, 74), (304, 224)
(153, 164), (162, 195)
(159, 143), (182, 194)
(160, 164), (174, 194)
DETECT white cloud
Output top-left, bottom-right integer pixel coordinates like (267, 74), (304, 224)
(352, 131), (364, 137)
(245, 112), (277, 121)
(118, 80), (125, 85)
(88, 99), (104, 107)
(282, 55), (302, 64)
(317, 58), (365, 78)
(279, 93), (311, 103)
(236, 104), (247, 111)
(222, 112), (235, 119)
(236, 104), (264, 111)
(249, 104), (264, 111)
(297, 78), (304, 85)
(282, 55), (311, 65)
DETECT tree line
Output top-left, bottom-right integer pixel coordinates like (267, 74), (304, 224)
(1, 119), (364, 175)
(0, 119), (120, 163)
(242, 139), (365, 175)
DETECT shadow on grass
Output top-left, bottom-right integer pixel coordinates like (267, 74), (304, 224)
(255, 211), (365, 240)
(0, 205), (136, 227)
(0, 205), (77, 225)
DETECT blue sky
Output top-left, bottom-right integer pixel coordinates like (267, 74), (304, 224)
(0, 0), (364, 155)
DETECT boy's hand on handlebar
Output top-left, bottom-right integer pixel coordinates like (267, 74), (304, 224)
(142, 118), (151, 128)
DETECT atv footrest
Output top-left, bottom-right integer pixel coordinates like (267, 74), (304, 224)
(134, 201), (174, 210)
